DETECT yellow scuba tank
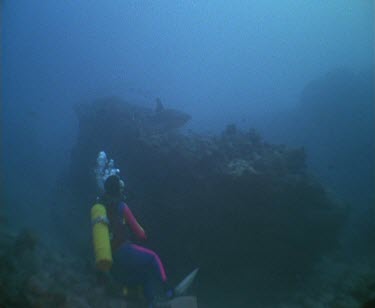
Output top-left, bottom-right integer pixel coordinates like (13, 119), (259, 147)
(91, 203), (113, 271)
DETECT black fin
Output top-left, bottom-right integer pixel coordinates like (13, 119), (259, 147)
(155, 97), (164, 112)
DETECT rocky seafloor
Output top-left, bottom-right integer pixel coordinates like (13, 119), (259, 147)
(1, 226), (375, 307)
(0, 225), (122, 307)
(2, 97), (375, 307)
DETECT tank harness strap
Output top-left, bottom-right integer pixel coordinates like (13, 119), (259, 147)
(92, 216), (113, 239)
(92, 216), (110, 226)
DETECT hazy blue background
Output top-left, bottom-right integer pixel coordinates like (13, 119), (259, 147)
(2, 1), (374, 235)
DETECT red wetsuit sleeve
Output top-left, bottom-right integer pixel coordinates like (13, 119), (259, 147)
(123, 204), (147, 241)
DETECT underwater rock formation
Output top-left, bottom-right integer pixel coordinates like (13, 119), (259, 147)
(2, 96), (374, 307)
(261, 68), (375, 206)
(287, 256), (375, 308)
(0, 226), (137, 307)
(63, 97), (347, 306)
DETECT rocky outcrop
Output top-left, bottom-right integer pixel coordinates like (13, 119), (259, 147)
(63, 97), (345, 306)
(0, 226), (144, 307)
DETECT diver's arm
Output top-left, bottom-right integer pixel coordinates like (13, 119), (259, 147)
(123, 204), (147, 241)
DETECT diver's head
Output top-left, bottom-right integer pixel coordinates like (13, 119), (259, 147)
(104, 175), (124, 198)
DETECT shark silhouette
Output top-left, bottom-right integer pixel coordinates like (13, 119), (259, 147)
(75, 96), (191, 134)
(148, 98), (191, 132)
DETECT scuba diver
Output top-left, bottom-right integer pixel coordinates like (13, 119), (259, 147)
(92, 152), (173, 307)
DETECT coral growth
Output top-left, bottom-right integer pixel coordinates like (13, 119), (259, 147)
(63, 98), (346, 306)
(2, 97), (373, 307)
(0, 227), (135, 307)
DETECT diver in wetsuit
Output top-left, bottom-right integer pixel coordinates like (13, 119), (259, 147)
(99, 175), (172, 306)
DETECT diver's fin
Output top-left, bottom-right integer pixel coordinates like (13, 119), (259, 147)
(174, 268), (199, 297)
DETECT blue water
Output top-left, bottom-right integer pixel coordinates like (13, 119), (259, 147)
(2, 1), (374, 307)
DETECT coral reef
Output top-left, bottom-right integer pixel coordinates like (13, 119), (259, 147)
(0, 227), (141, 307)
(2, 97), (374, 307)
(283, 255), (375, 308)
(64, 97), (344, 306)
